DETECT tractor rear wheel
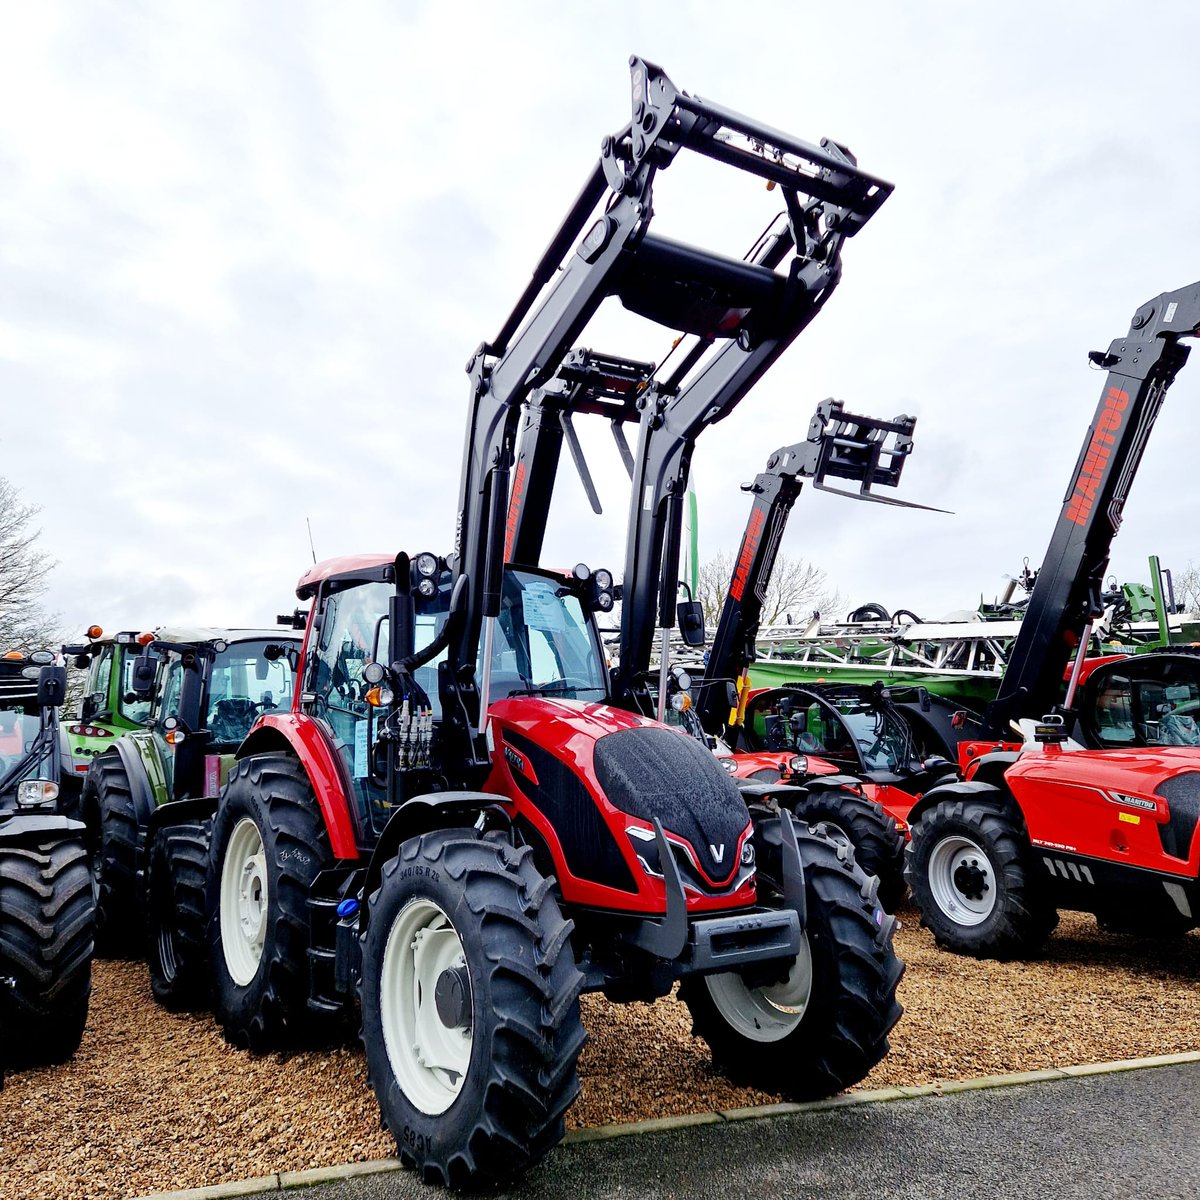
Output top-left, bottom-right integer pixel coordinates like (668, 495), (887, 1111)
(0, 836), (95, 1069)
(359, 830), (586, 1188)
(680, 816), (904, 1100)
(907, 797), (1058, 958)
(85, 754), (143, 957)
(147, 819), (211, 1010)
(794, 786), (907, 912)
(207, 754), (331, 1049)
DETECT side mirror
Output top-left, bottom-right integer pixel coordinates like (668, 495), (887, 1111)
(676, 600), (706, 647)
(80, 693), (100, 721)
(131, 655), (158, 696)
(724, 681), (739, 709)
(37, 665), (68, 709)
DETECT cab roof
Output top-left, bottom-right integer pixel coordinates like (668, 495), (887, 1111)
(296, 553), (396, 600)
(153, 626), (303, 649)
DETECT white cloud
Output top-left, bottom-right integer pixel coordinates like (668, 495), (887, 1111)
(1, 0), (1199, 641)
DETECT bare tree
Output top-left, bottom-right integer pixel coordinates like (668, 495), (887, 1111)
(698, 549), (839, 630)
(0, 477), (60, 650)
(1170, 561), (1200, 613)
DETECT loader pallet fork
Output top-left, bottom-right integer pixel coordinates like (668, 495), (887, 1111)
(699, 401), (926, 736)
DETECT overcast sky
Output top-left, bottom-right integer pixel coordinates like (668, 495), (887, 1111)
(4, 1), (1200, 640)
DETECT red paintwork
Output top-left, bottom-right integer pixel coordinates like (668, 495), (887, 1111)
(869, 783), (916, 833)
(959, 740), (1022, 773)
(295, 553), (393, 600)
(238, 712), (361, 860)
(722, 750), (840, 780)
(483, 696), (756, 915)
(1073, 654), (1132, 688)
(1003, 744), (1200, 878)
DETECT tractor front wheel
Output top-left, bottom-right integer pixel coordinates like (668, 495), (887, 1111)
(680, 816), (904, 1100)
(907, 797), (1058, 958)
(359, 830), (586, 1189)
(0, 837), (95, 1069)
(207, 754), (331, 1049)
(147, 819), (211, 1010)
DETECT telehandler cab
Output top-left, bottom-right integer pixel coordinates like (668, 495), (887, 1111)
(150, 58), (903, 1188)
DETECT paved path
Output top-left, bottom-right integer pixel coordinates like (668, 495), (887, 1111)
(153, 1059), (1200, 1200)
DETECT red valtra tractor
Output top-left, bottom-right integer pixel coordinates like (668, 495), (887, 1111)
(150, 58), (903, 1187)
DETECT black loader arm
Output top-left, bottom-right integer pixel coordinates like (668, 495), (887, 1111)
(983, 282), (1200, 738)
(442, 55), (893, 760)
(699, 401), (925, 736)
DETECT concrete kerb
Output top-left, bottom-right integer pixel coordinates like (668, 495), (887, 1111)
(131, 1049), (1200, 1200)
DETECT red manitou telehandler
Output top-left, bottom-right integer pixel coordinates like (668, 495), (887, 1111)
(901, 281), (1200, 957)
(148, 58), (903, 1187)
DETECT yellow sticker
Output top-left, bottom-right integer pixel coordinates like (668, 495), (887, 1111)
(1118, 812), (1141, 825)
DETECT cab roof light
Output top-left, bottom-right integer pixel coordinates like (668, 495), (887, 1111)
(137, 632), (155, 646)
(87, 625), (104, 639)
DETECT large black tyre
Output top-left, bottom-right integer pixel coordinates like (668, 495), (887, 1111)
(359, 830), (586, 1189)
(680, 817), (904, 1100)
(793, 786), (907, 912)
(906, 797), (1058, 958)
(147, 819), (211, 1011)
(84, 754), (143, 957)
(206, 754), (332, 1050)
(0, 837), (95, 1069)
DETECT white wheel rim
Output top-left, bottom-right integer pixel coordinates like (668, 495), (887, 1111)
(703, 933), (813, 1043)
(380, 897), (472, 1115)
(927, 833), (996, 926)
(220, 817), (269, 986)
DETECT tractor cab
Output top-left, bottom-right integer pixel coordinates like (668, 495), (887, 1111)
(64, 627), (159, 777)
(142, 628), (301, 799)
(291, 552), (615, 849)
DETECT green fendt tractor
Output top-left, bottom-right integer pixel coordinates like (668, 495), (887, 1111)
(65, 626), (158, 786)
(81, 628), (301, 985)
(0, 649), (95, 1074)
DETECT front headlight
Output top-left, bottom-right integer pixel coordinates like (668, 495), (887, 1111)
(787, 754), (809, 776)
(17, 779), (59, 809)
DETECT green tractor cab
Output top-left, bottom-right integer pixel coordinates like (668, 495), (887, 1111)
(65, 627), (159, 781)
(0, 650), (96, 1074)
(82, 627), (302, 960)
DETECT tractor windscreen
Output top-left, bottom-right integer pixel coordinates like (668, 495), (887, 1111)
(835, 704), (917, 773)
(1082, 656), (1200, 750)
(488, 570), (606, 702)
(0, 701), (40, 786)
(205, 641), (297, 746)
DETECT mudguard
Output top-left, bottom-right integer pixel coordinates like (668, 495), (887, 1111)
(904, 778), (1008, 829)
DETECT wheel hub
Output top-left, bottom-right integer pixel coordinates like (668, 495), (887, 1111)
(952, 858), (989, 902)
(237, 854), (267, 943)
(927, 832), (998, 926)
(434, 965), (472, 1030)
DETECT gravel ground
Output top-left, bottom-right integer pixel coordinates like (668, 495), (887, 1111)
(6, 906), (1200, 1200)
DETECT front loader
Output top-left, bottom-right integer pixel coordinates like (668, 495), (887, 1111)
(0, 650), (95, 1073)
(161, 58), (904, 1189)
